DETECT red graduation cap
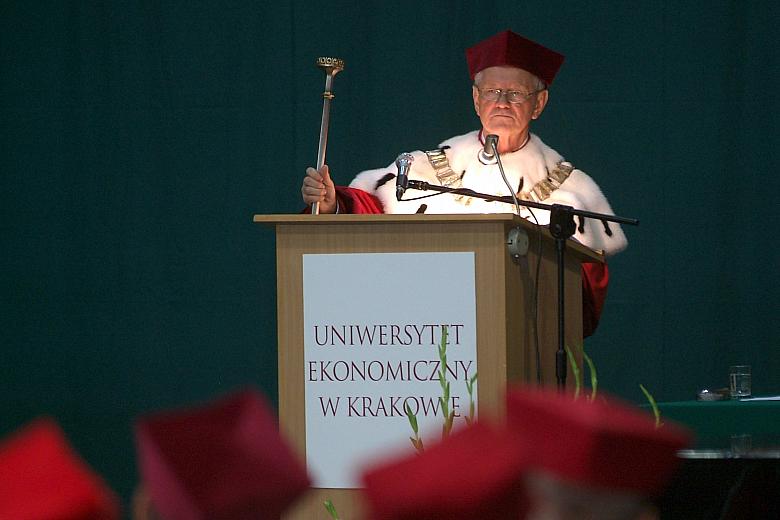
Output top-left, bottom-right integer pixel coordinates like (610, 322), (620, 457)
(0, 417), (120, 520)
(505, 387), (693, 495)
(134, 388), (310, 520)
(466, 30), (565, 86)
(360, 421), (530, 520)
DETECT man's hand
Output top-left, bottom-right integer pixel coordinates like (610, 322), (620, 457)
(302, 165), (337, 214)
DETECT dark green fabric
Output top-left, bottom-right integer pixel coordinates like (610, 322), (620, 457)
(2, 0), (779, 511)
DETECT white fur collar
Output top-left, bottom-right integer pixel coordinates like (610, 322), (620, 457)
(349, 130), (628, 256)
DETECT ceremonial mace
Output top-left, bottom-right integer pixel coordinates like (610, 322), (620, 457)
(311, 56), (345, 215)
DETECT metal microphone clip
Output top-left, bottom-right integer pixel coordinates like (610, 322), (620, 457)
(478, 134), (499, 165)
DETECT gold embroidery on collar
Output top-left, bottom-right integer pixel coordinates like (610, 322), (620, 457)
(425, 148), (475, 205)
(425, 148), (462, 188)
(519, 161), (574, 203)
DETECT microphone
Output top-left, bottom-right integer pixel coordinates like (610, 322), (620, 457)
(395, 153), (413, 200)
(478, 134), (499, 165)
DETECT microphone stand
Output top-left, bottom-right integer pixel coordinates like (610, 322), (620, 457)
(404, 180), (639, 389)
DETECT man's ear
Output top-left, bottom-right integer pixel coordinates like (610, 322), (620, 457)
(472, 85), (481, 116)
(532, 89), (549, 119)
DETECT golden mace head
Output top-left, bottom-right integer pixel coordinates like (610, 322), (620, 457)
(316, 56), (345, 76)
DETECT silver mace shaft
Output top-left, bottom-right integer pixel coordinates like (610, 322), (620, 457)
(312, 56), (345, 215)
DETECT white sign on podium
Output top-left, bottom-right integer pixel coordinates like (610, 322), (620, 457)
(302, 252), (478, 488)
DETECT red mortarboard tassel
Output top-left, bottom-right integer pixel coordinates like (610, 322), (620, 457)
(0, 417), (120, 520)
(466, 30), (565, 85)
(134, 389), (310, 520)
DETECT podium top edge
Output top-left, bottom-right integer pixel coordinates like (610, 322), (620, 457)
(252, 213), (604, 262)
(253, 213), (522, 224)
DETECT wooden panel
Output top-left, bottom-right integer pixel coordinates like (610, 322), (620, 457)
(264, 215), (591, 519)
(501, 226), (583, 389)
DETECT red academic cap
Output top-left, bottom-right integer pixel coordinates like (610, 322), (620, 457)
(466, 30), (565, 86)
(0, 417), (120, 520)
(505, 387), (692, 495)
(134, 388), (310, 520)
(360, 421), (530, 520)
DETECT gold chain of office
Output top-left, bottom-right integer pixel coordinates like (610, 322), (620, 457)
(424, 148), (574, 205)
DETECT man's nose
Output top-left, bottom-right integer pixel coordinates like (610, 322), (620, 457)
(495, 91), (511, 107)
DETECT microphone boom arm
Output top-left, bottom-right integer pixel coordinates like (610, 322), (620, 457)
(405, 180), (638, 226)
(404, 178), (638, 390)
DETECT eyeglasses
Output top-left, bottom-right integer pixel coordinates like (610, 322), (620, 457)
(476, 87), (544, 104)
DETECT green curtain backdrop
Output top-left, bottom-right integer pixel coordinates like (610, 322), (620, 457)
(2, 0), (778, 511)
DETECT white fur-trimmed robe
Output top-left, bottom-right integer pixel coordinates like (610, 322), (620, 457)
(349, 130), (627, 256)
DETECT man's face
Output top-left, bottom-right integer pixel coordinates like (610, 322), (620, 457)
(472, 66), (548, 141)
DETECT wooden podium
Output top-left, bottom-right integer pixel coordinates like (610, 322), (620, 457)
(254, 213), (602, 519)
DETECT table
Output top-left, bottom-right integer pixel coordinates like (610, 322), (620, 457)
(651, 400), (780, 519)
(656, 399), (780, 450)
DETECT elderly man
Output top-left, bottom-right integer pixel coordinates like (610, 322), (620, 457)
(301, 30), (627, 335)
